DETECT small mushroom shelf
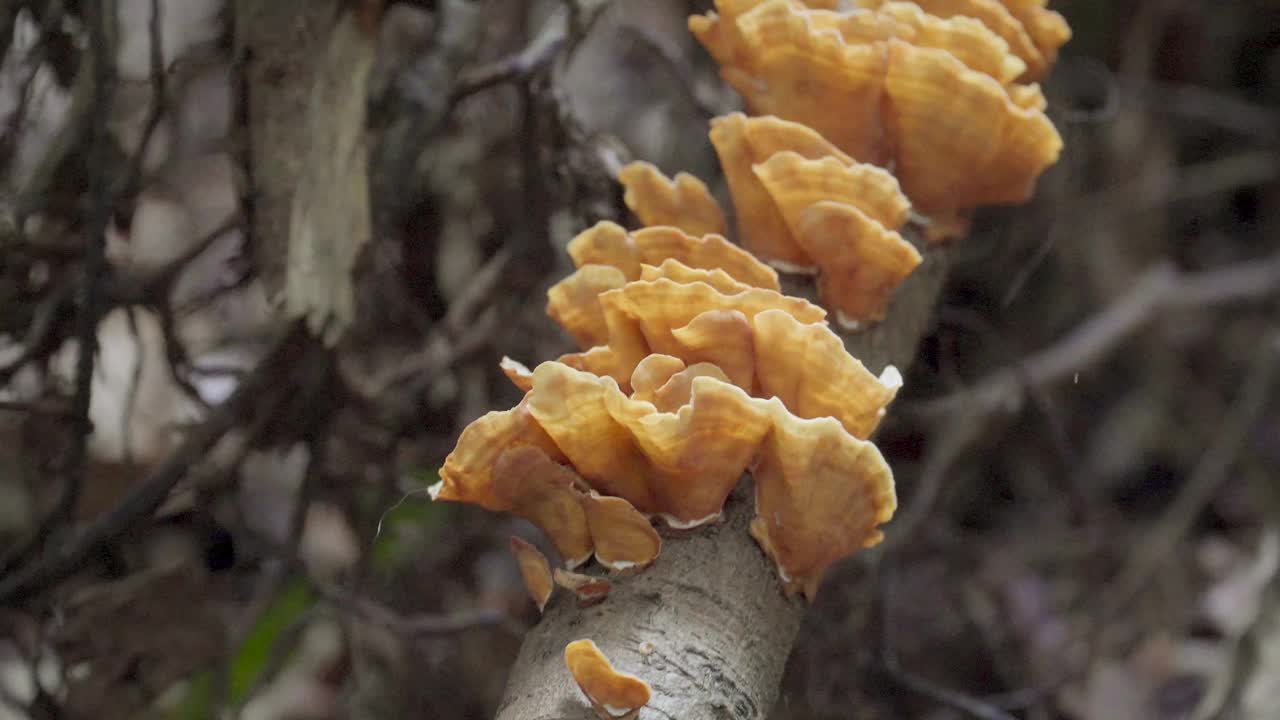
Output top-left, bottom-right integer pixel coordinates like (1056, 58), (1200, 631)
(431, 0), (1068, 716)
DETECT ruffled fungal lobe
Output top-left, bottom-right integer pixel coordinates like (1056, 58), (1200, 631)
(730, 0), (892, 164)
(492, 446), (595, 568)
(546, 265), (628, 348)
(882, 38), (1062, 212)
(567, 222), (779, 290)
(617, 161), (728, 237)
(709, 112), (855, 270)
(795, 200), (922, 325)
(750, 410), (897, 600)
(431, 398), (567, 511)
(529, 361), (774, 528)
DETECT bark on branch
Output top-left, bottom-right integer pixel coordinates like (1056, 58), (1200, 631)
(495, 234), (952, 719)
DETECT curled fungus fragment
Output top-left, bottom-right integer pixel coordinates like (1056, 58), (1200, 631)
(565, 639), (651, 720)
(492, 446), (594, 568)
(581, 493), (662, 572)
(509, 536), (553, 613)
(553, 568), (612, 606)
(548, 281), (897, 438)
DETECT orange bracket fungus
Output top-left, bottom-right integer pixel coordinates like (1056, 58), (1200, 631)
(692, 0), (1063, 229)
(433, 0), (1068, 648)
(553, 568), (612, 607)
(565, 639), (652, 720)
(445, 0), (1070, 715)
(581, 493), (662, 572)
(510, 536), (553, 613)
(617, 161), (728, 238)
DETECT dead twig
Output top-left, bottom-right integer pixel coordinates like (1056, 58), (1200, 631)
(0, 323), (314, 604)
(119, 0), (166, 200)
(877, 567), (1019, 720)
(880, 416), (986, 553)
(617, 25), (722, 120)
(451, 21), (565, 101)
(917, 253), (1280, 418)
(41, 0), (117, 556)
(316, 584), (522, 638)
(1104, 332), (1280, 614)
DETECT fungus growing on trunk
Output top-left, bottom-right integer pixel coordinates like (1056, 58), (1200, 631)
(564, 639), (651, 720)
(567, 222), (779, 290)
(617, 161), (728, 238)
(693, 0), (1062, 225)
(437, 0), (1070, 713)
(553, 568), (612, 606)
(581, 493), (662, 572)
(510, 536), (553, 613)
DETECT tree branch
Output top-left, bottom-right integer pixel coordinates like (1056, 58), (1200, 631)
(0, 323), (320, 605)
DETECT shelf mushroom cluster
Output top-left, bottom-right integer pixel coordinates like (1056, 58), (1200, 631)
(664, 0), (1065, 324)
(434, 233), (902, 598)
(432, 0), (1067, 715)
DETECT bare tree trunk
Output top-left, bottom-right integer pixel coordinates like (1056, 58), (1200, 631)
(496, 240), (952, 719)
(234, 0), (343, 295)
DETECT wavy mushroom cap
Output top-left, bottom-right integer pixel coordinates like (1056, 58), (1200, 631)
(617, 161), (727, 238)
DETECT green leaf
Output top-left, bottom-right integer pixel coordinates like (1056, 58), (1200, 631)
(229, 578), (315, 705)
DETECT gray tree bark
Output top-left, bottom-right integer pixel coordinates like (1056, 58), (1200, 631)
(496, 237), (952, 719)
(234, 0), (344, 296)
